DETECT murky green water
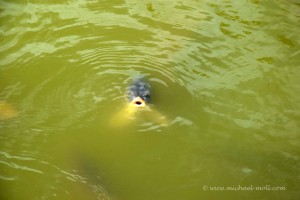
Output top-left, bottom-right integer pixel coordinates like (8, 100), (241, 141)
(1, 0), (300, 199)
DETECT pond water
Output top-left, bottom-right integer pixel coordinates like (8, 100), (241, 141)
(0, 0), (299, 199)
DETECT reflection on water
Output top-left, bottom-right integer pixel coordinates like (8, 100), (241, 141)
(0, 0), (299, 200)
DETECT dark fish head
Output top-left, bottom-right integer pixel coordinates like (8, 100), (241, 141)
(127, 78), (151, 107)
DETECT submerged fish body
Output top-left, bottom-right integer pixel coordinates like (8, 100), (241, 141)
(0, 101), (18, 120)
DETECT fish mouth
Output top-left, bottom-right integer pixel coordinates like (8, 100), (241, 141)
(130, 97), (146, 107)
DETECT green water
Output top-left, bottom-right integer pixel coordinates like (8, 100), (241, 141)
(1, 0), (299, 199)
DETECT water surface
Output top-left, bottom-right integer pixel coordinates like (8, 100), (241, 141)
(1, 0), (300, 200)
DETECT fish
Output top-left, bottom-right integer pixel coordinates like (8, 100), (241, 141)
(110, 78), (167, 128)
(127, 77), (151, 108)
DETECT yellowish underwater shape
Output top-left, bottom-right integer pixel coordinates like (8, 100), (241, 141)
(0, 101), (18, 120)
(110, 99), (167, 128)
